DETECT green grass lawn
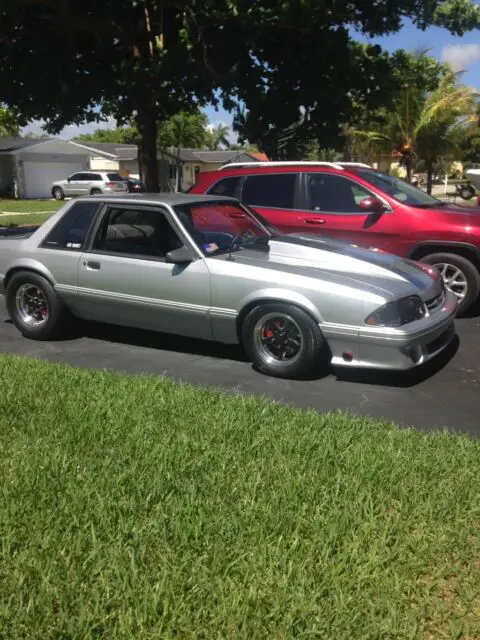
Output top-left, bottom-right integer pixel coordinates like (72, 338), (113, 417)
(0, 199), (62, 214)
(1, 356), (480, 638)
(0, 211), (55, 226)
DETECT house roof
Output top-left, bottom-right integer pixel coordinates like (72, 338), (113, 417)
(74, 141), (138, 160)
(165, 148), (266, 164)
(0, 137), (48, 152)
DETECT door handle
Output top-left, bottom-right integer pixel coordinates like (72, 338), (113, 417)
(304, 218), (326, 225)
(85, 260), (101, 270)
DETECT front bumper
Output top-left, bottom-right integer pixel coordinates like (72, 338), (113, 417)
(321, 291), (458, 370)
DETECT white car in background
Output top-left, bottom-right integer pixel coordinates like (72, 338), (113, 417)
(51, 171), (128, 200)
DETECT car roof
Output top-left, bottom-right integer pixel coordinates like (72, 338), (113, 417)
(77, 193), (238, 206)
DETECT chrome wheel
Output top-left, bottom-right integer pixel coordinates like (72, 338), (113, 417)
(253, 313), (303, 365)
(434, 263), (468, 300)
(15, 283), (49, 327)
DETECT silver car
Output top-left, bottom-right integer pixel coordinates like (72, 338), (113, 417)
(51, 171), (128, 200)
(0, 194), (457, 379)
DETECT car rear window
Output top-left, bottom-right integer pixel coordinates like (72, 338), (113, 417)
(207, 176), (241, 198)
(106, 173), (124, 182)
(41, 201), (99, 250)
(241, 173), (296, 209)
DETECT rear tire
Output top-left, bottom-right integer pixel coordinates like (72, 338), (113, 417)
(52, 187), (64, 201)
(90, 188), (102, 195)
(241, 302), (329, 379)
(460, 185), (475, 200)
(420, 252), (480, 316)
(6, 271), (67, 340)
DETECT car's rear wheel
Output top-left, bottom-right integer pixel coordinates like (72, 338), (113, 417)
(90, 188), (102, 195)
(420, 252), (480, 316)
(460, 185), (475, 200)
(52, 187), (64, 201)
(241, 302), (328, 379)
(6, 271), (67, 340)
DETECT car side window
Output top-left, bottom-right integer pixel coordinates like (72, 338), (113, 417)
(242, 173), (296, 209)
(208, 176), (241, 197)
(307, 173), (376, 214)
(69, 173), (84, 181)
(92, 207), (183, 260)
(41, 201), (99, 250)
(91, 173), (103, 181)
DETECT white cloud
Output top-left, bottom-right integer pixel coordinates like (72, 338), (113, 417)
(21, 116), (117, 139)
(441, 43), (480, 72)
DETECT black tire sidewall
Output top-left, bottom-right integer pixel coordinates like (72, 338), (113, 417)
(91, 189), (102, 195)
(241, 303), (327, 379)
(52, 187), (64, 200)
(6, 272), (65, 339)
(420, 252), (480, 316)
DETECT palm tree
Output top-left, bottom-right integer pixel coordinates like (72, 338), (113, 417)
(354, 72), (479, 192)
(158, 111), (208, 191)
(205, 123), (230, 150)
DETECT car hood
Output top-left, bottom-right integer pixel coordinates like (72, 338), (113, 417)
(226, 233), (442, 301)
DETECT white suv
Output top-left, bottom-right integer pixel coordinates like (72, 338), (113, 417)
(51, 171), (128, 200)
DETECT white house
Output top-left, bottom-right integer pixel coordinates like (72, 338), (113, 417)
(0, 138), (119, 199)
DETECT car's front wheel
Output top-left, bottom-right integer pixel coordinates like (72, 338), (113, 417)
(241, 302), (329, 379)
(6, 271), (67, 340)
(52, 187), (64, 201)
(420, 252), (480, 316)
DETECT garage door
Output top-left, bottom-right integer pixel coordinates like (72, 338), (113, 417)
(23, 162), (84, 199)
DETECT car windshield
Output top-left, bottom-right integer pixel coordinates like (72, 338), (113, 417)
(357, 170), (444, 207)
(174, 201), (273, 256)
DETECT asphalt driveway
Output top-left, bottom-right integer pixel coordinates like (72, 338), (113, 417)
(1, 298), (479, 435)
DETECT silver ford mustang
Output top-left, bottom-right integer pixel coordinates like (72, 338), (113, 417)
(0, 194), (457, 379)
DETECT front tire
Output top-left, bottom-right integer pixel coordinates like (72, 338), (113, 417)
(241, 303), (328, 379)
(52, 187), (64, 201)
(420, 253), (480, 316)
(6, 271), (67, 340)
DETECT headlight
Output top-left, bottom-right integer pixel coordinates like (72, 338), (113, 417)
(365, 295), (426, 327)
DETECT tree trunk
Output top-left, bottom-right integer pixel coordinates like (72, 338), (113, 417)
(426, 158), (434, 195)
(136, 104), (159, 192)
(405, 157), (412, 183)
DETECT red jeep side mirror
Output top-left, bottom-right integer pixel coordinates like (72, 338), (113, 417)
(359, 197), (385, 213)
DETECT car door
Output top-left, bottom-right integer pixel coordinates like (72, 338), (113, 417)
(76, 204), (212, 339)
(66, 172), (89, 196)
(239, 173), (303, 233)
(299, 172), (401, 251)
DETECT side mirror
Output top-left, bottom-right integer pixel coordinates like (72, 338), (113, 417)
(67, 177), (71, 182)
(359, 197), (385, 213)
(165, 245), (193, 264)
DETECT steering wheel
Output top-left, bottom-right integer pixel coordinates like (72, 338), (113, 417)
(229, 229), (256, 251)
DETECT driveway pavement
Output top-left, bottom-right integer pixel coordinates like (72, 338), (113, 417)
(1, 299), (479, 435)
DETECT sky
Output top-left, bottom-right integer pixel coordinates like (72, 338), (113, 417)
(22, 17), (480, 140)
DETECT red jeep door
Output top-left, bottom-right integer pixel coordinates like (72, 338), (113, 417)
(300, 172), (401, 252)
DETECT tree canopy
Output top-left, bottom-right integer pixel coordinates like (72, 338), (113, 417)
(0, 0), (479, 188)
(0, 105), (20, 137)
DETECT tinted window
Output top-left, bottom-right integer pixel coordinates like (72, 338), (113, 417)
(307, 173), (374, 213)
(69, 173), (85, 181)
(93, 207), (182, 259)
(357, 170), (442, 207)
(208, 176), (241, 198)
(106, 173), (124, 182)
(41, 201), (98, 249)
(242, 174), (296, 209)
(90, 173), (103, 181)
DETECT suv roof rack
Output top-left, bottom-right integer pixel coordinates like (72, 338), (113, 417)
(218, 160), (372, 171)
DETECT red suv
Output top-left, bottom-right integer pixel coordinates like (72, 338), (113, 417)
(190, 161), (480, 316)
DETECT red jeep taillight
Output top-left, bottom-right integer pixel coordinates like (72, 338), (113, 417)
(105, 181), (116, 187)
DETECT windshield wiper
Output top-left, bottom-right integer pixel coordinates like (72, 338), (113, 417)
(412, 201), (446, 208)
